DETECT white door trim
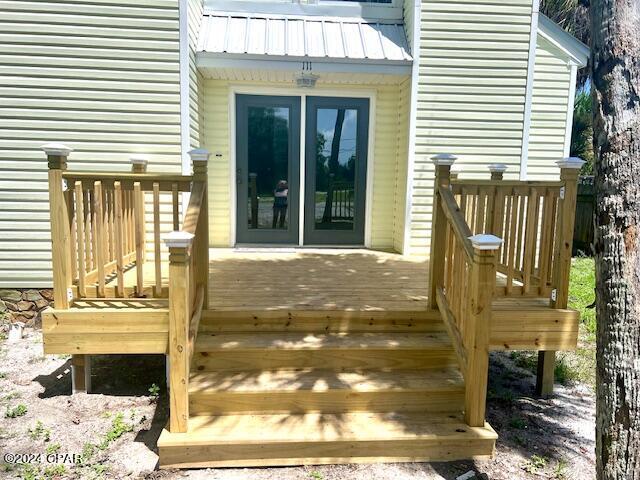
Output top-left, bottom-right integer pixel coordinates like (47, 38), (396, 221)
(228, 84), (377, 248)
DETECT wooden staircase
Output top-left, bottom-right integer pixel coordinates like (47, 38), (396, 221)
(157, 310), (497, 468)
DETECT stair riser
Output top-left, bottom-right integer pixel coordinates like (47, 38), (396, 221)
(194, 349), (458, 371)
(189, 390), (465, 415)
(159, 439), (495, 468)
(199, 319), (444, 334)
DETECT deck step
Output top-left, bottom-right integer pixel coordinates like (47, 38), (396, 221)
(200, 309), (444, 333)
(193, 332), (458, 371)
(189, 368), (464, 415)
(158, 411), (497, 468)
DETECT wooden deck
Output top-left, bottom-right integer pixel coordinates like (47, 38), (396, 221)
(207, 248), (429, 311)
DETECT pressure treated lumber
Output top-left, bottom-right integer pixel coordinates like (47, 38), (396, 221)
(157, 411), (497, 468)
(188, 368), (464, 415)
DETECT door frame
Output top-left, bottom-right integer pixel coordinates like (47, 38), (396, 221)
(228, 85), (376, 248)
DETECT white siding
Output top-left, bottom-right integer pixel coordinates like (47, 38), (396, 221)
(404, 0), (415, 51)
(188, 0), (205, 148)
(527, 35), (572, 180)
(0, 0), (181, 288)
(408, 0), (534, 253)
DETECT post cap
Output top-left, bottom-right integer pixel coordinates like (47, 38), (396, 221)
(188, 148), (211, 163)
(162, 231), (194, 249)
(41, 143), (73, 157)
(556, 157), (585, 169)
(431, 153), (457, 166)
(130, 154), (149, 166)
(488, 163), (508, 173)
(469, 234), (504, 250)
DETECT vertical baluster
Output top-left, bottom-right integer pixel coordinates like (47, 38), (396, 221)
(539, 189), (556, 293)
(84, 188), (92, 272)
(522, 187), (540, 294)
(153, 183), (162, 297)
(476, 187), (486, 236)
(74, 182), (86, 297)
(107, 188), (115, 263)
(172, 183), (180, 231)
(114, 182), (125, 297)
(94, 181), (105, 297)
(505, 194), (519, 294)
(514, 191), (527, 274)
(134, 182), (145, 296)
(66, 188), (78, 282)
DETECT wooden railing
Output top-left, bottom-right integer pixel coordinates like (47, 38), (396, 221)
(43, 144), (210, 433)
(429, 154), (584, 425)
(163, 149), (209, 433)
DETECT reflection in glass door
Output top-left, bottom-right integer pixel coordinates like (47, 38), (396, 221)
(304, 97), (369, 245)
(235, 95), (300, 244)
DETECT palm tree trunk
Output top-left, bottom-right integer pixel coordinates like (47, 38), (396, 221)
(592, 1), (640, 478)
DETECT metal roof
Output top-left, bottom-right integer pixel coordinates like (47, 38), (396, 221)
(197, 13), (412, 64)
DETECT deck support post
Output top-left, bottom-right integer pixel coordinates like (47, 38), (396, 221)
(71, 354), (91, 394)
(164, 231), (194, 433)
(42, 143), (74, 310)
(189, 149), (210, 307)
(536, 157), (584, 396)
(428, 154), (457, 309)
(465, 234), (500, 427)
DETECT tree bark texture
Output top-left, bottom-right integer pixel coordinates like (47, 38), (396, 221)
(592, 1), (640, 478)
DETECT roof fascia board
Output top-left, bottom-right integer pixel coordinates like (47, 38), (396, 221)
(196, 52), (412, 75)
(538, 14), (589, 67)
(204, 0), (403, 21)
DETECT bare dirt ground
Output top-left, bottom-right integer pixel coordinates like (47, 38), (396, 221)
(0, 329), (595, 480)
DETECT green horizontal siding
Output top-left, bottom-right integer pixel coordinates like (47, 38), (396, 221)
(0, 0), (181, 288)
(409, 0), (534, 253)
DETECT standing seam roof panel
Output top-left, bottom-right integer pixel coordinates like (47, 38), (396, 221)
(198, 13), (412, 62)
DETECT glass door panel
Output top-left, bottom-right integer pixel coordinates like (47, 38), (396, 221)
(236, 95), (300, 244)
(304, 97), (369, 245)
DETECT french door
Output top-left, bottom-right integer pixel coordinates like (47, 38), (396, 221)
(303, 96), (369, 245)
(235, 94), (301, 244)
(235, 94), (369, 246)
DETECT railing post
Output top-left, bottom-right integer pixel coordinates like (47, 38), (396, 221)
(130, 155), (148, 174)
(42, 143), (73, 309)
(189, 148), (210, 307)
(487, 164), (508, 235)
(465, 234), (501, 427)
(537, 156), (585, 395)
(488, 163), (508, 181)
(429, 153), (457, 309)
(164, 231), (194, 433)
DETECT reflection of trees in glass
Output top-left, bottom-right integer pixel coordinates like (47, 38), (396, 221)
(315, 109), (357, 225)
(247, 107), (289, 197)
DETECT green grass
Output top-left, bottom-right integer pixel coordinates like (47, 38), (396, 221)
(507, 257), (597, 387)
(5, 404), (27, 418)
(568, 257), (596, 338)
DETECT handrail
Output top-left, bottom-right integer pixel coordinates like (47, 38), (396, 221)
(451, 179), (564, 188)
(429, 154), (585, 422)
(181, 181), (205, 235)
(164, 148), (210, 434)
(62, 171), (193, 192)
(438, 186), (474, 262)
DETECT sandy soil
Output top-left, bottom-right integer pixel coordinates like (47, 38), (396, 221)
(0, 329), (595, 480)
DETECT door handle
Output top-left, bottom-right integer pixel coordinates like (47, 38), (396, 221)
(236, 168), (242, 185)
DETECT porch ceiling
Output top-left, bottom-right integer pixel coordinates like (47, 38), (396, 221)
(196, 12), (413, 78)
